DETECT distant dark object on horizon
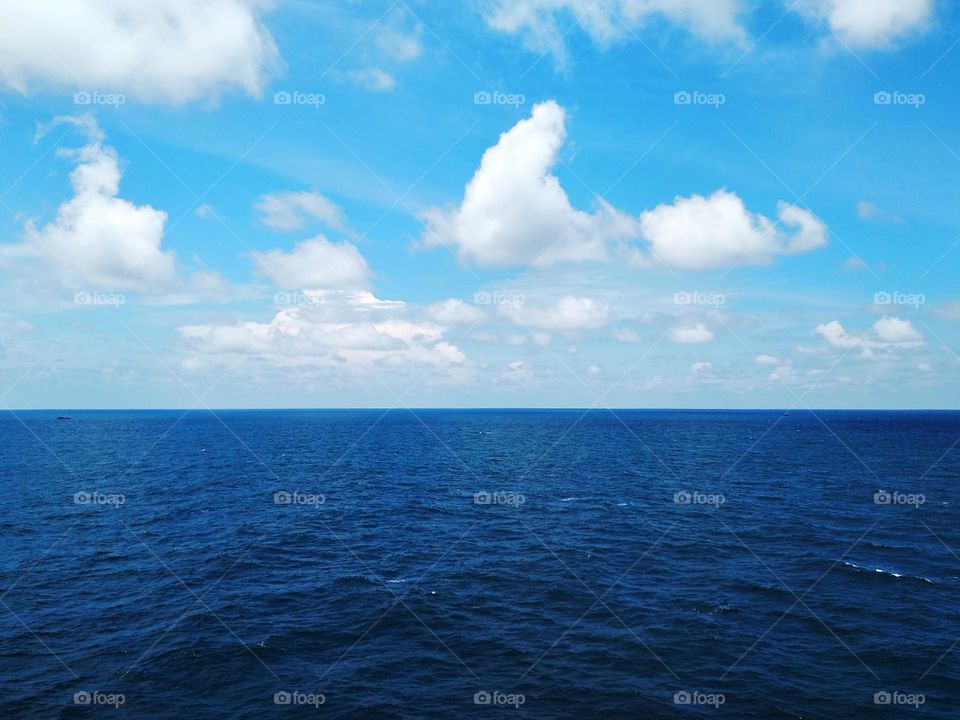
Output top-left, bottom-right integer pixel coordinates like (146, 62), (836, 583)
(56, 416), (70, 420)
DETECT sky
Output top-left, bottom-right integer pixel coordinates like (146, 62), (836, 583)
(0, 0), (958, 409)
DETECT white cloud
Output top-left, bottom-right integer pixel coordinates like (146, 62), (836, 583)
(0, 115), (224, 301)
(256, 191), (348, 232)
(336, 68), (397, 92)
(376, 8), (423, 61)
(425, 299), (486, 326)
(501, 295), (610, 331)
(638, 190), (828, 270)
(0, 0), (279, 104)
(873, 316), (924, 344)
(670, 323), (715, 343)
(798, 0), (933, 47)
(251, 236), (371, 291)
(424, 103), (828, 272)
(179, 290), (467, 370)
(484, 0), (745, 66)
(754, 353), (780, 366)
(690, 361), (712, 374)
(422, 101), (635, 267)
(613, 328), (642, 343)
(816, 317), (924, 350)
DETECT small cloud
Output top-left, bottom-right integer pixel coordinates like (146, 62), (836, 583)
(195, 204), (217, 219)
(336, 68), (396, 92)
(256, 191), (348, 232)
(612, 328), (641, 343)
(670, 323), (715, 344)
(843, 256), (870, 272)
(856, 200), (904, 224)
(754, 354), (780, 366)
(816, 317), (924, 350)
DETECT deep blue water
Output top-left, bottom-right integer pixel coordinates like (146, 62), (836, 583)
(0, 409), (958, 718)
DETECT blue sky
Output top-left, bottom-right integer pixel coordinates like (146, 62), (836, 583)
(0, 0), (958, 408)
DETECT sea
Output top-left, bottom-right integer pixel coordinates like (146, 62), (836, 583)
(0, 409), (957, 718)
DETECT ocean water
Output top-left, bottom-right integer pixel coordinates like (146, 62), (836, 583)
(0, 409), (958, 718)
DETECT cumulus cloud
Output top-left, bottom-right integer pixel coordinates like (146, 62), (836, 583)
(0, 115), (223, 300)
(422, 101), (636, 268)
(670, 323), (715, 343)
(179, 290), (467, 370)
(251, 236), (371, 291)
(0, 0), (279, 104)
(754, 354), (780, 366)
(256, 192), (348, 232)
(484, 0), (745, 66)
(816, 317), (924, 351)
(798, 0), (933, 47)
(500, 295), (610, 332)
(638, 190), (828, 270)
(424, 103), (828, 272)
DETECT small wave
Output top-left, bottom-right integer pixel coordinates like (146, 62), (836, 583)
(841, 561), (935, 584)
(559, 497), (579, 502)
